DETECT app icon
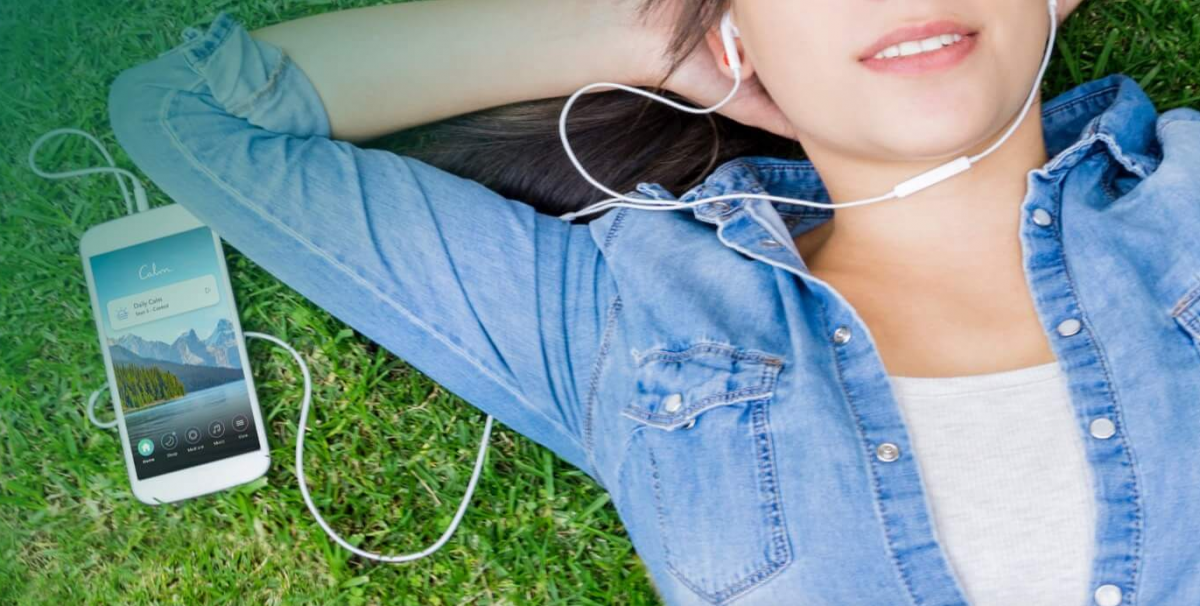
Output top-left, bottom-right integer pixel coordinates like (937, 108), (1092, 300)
(232, 415), (249, 432)
(208, 420), (225, 438)
(137, 438), (154, 457)
(161, 432), (178, 450)
(184, 426), (202, 444)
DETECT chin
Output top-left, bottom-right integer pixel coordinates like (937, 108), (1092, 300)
(866, 114), (992, 161)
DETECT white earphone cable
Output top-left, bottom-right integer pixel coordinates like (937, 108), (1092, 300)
(556, 0), (1059, 222)
(245, 331), (495, 563)
(34, 130), (491, 563)
(29, 128), (149, 214)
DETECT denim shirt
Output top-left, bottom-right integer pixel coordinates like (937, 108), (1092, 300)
(108, 12), (1200, 606)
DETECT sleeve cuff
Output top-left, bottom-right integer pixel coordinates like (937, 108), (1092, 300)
(174, 12), (332, 138)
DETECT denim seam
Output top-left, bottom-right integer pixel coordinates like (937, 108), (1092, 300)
(1094, 132), (1152, 180)
(225, 53), (290, 118)
(182, 13), (237, 73)
(1044, 134), (1104, 176)
(1042, 84), (1120, 119)
(611, 423), (645, 507)
(633, 342), (784, 367)
(1172, 274), (1200, 347)
(622, 386), (776, 429)
(1051, 192), (1145, 600)
(603, 206), (630, 252)
(1170, 273), (1200, 319)
(158, 79), (585, 456)
(1099, 160), (1121, 203)
(583, 294), (622, 481)
(816, 290), (926, 606)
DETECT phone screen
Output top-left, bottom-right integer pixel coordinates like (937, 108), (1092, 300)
(89, 226), (261, 480)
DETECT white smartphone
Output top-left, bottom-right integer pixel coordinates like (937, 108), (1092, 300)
(80, 203), (270, 504)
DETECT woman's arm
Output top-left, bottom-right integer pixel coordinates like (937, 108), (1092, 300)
(108, 8), (633, 481)
(250, 0), (657, 142)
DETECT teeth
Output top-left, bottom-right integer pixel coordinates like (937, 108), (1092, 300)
(874, 33), (964, 60)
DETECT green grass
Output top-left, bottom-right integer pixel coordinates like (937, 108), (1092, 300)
(2, 0), (1198, 604)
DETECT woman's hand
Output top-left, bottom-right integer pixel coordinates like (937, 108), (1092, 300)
(623, 0), (800, 141)
(658, 43), (800, 141)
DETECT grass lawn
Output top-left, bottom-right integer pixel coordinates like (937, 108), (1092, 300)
(2, 0), (1198, 604)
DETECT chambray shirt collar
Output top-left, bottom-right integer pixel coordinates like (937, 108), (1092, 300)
(650, 73), (1162, 224)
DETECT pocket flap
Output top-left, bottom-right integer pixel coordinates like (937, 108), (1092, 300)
(1171, 278), (1200, 342)
(621, 342), (784, 431)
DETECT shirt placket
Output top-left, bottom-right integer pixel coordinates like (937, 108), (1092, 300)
(695, 192), (974, 606)
(1019, 145), (1142, 606)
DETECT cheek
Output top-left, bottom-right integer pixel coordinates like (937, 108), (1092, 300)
(751, 37), (847, 119)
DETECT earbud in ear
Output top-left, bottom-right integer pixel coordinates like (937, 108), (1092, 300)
(719, 11), (742, 73)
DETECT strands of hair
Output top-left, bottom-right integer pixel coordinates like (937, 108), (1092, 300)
(374, 0), (805, 223)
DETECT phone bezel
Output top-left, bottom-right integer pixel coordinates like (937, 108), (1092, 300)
(80, 203), (270, 505)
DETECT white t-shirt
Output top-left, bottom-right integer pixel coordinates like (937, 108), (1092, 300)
(888, 361), (1096, 606)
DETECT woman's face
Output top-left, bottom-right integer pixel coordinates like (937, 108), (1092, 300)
(732, 0), (1054, 162)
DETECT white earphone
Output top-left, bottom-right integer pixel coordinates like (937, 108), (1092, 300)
(556, 0), (1060, 222)
(719, 11), (742, 73)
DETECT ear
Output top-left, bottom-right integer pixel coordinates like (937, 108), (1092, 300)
(704, 18), (756, 81)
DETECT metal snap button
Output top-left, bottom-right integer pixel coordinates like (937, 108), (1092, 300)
(760, 238), (784, 248)
(1089, 417), (1116, 439)
(663, 393), (683, 413)
(1093, 583), (1122, 606)
(1032, 208), (1054, 227)
(1057, 318), (1082, 337)
(832, 325), (852, 345)
(876, 442), (900, 462)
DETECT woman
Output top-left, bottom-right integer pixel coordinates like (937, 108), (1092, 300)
(108, 0), (1200, 604)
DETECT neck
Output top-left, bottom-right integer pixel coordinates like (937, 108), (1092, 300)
(798, 94), (1050, 279)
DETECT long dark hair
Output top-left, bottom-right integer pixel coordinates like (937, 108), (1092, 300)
(373, 0), (804, 223)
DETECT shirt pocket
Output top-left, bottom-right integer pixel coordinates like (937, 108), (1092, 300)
(618, 342), (793, 603)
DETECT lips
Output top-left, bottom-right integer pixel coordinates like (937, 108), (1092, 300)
(858, 20), (979, 62)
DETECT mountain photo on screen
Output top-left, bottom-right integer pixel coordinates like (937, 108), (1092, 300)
(108, 319), (243, 410)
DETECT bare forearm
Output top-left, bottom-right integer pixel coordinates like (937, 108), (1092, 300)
(251, 0), (649, 142)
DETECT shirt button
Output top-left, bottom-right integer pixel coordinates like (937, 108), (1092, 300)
(1057, 318), (1082, 337)
(832, 325), (853, 345)
(876, 442), (900, 462)
(1093, 583), (1122, 606)
(663, 393), (683, 413)
(760, 238), (784, 248)
(1032, 208), (1054, 227)
(1089, 417), (1116, 439)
